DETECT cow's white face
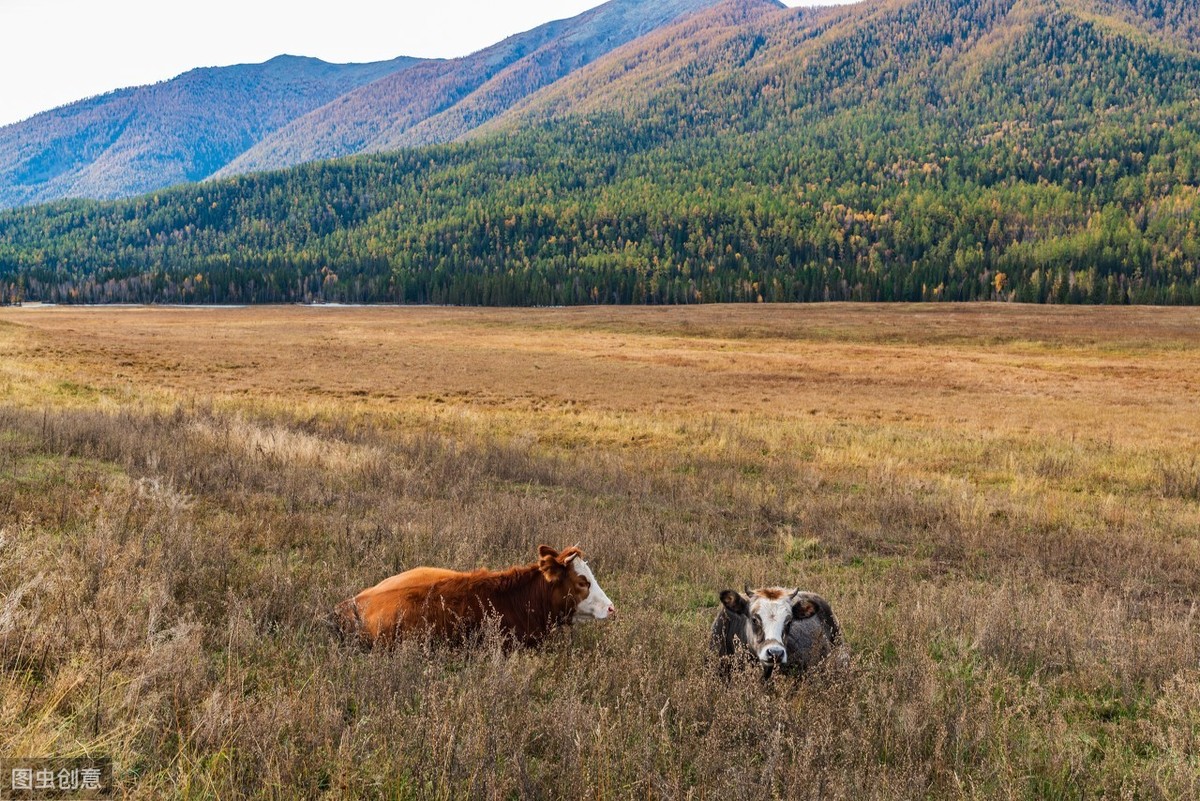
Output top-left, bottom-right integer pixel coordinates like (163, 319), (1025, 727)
(721, 587), (812, 665)
(568, 557), (615, 621)
(746, 592), (794, 664)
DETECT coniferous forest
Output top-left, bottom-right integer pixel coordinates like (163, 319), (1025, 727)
(2, 0), (1200, 306)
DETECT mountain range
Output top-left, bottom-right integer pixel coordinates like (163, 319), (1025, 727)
(0, 0), (718, 209)
(0, 55), (418, 208)
(1, 0), (1199, 306)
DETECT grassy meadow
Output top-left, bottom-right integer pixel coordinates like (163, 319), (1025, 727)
(0, 303), (1198, 799)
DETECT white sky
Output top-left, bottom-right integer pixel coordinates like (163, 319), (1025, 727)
(0, 0), (847, 127)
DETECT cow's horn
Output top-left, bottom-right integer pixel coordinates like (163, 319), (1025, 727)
(744, 583), (755, 598)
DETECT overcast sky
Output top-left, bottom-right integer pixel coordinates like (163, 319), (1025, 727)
(0, 0), (850, 128)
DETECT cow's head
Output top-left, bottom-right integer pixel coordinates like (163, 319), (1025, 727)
(538, 545), (616, 621)
(720, 586), (819, 666)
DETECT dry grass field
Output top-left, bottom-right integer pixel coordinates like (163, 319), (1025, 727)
(1, 303), (1198, 799)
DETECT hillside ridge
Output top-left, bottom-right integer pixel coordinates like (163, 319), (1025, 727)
(216, 0), (723, 175)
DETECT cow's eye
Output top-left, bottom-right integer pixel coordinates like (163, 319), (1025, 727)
(751, 617), (763, 632)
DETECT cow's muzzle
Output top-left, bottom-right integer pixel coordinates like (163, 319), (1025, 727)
(763, 644), (787, 664)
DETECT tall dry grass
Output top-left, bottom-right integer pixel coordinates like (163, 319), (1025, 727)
(1, 305), (1198, 798)
(1, 402), (1197, 799)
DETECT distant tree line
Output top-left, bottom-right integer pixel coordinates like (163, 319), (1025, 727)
(0, 280), (22, 305)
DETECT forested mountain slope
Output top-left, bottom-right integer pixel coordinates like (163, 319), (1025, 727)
(216, 0), (722, 175)
(1088, 0), (1200, 49)
(473, 0), (807, 131)
(2, 0), (1199, 306)
(0, 56), (420, 208)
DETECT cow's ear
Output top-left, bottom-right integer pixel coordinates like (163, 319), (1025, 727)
(720, 590), (749, 616)
(792, 597), (817, 620)
(538, 545), (565, 579)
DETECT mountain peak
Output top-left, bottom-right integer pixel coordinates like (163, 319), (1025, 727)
(0, 54), (426, 208)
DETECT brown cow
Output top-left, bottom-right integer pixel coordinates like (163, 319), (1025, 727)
(329, 545), (615, 648)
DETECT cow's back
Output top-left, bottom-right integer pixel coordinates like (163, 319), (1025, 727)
(337, 567), (465, 645)
(783, 615), (834, 672)
(709, 608), (749, 676)
(783, 597), (843, 675)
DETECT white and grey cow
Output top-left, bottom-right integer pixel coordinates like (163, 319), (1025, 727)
(710, 586), (842, 679)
